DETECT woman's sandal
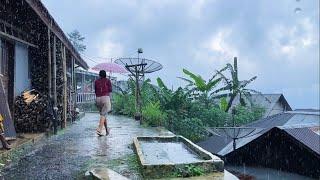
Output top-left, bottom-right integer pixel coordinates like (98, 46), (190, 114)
(96, 128), (103, 136)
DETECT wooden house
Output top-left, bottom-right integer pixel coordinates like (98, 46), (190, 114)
(0, 0), (89, 130)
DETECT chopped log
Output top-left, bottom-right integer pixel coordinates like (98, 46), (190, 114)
(14, 90), (52, 133)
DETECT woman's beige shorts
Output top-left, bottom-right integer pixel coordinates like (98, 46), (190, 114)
(96, 96), (111, 117)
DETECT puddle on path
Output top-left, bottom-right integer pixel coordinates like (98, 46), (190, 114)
(140, 141), (202, 165)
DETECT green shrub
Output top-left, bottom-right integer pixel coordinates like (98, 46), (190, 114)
(188, 101), (206, 118)
(199, 107), (230, 127)
(252, 105), (266, 120)
(232, 105), (265, 126)
(142, 101), (167, 126)
(112, 93), (136, 117)
(112, 93), (126, 114)
(173, 117), (207, 142)
(188, 102), (229, 127)
(122, 95), (136, 116)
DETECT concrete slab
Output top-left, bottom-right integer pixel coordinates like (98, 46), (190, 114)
(133, 136), (224, 178)
(88, 168), (129, 180)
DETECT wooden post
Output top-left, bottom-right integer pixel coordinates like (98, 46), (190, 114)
(71, 57), (76, 121)
(47, 28), (52, 98)
(62, 45), (67, 128)
(82, 71), (85, 93)
(134, 66), (142, 122)
(53, 36), (57, 107)
(71, 57), (74, 94)
(73, 57), (76, 105)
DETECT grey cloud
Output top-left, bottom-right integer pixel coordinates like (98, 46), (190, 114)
(42, 0), (319, 108)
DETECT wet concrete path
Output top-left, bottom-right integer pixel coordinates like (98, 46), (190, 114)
(2, 113), (173, 180)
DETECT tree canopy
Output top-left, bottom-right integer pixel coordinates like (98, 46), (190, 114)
(68, 30), (86, 53)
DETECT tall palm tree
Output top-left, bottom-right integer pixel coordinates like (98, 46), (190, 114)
(214, 57), (262, 112)
(178, 69), (221, 108)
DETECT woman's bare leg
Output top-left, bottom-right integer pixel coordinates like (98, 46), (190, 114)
(99, 116), (105, 129)
(104, 117), (109, 135)
(97, 115), (105, 135)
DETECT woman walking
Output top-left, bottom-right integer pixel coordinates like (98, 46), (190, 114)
(95, 70), (112, 136)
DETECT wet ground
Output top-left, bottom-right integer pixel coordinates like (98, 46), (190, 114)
(1, 113), (173, 180)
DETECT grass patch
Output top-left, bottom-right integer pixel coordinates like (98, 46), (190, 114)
(126, 154), (141, 172)
(75, 154), (142, 179)
(106, 154), (141, 172)
(74, 158), (99, 179)
(152, 165), (206, 179)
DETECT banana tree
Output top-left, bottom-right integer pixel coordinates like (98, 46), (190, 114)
(214, 57), (263, 112)
(178, 69), (221, 108)
(156, 78), (190, 116)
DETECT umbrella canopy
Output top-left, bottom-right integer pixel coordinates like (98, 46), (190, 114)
(91, 62), (128, 74)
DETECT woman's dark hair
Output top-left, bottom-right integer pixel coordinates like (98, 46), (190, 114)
(99, 70), (107, 78)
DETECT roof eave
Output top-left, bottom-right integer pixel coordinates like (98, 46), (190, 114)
(25, 0), (89, 70)
(279, 94), (292, 111)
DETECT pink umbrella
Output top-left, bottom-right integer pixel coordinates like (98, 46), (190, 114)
(91, 62), (128, 74)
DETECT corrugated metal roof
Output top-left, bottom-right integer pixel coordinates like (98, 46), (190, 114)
(284, 128), (320, 155)
(218, 132), (262, 156)
(287, 110), (320, 115)
(228, 94), (292, 117)
(197, 111), (320, 156)
(283, 113), (320, 127)
(230, 94), (280, 111)
(294, 109), (320, 113)
(197, 135), (232, 155)
(246, 113), (294, 129)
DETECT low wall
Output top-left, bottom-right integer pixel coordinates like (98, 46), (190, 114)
(133, 136), (224, 178)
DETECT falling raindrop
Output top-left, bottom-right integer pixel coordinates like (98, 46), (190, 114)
(294, 7), (302, 14)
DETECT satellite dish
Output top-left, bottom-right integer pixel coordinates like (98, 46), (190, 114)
(294, 7), (302, 14)
(115, 50), (163, 123)
(137, 48), (143, 54)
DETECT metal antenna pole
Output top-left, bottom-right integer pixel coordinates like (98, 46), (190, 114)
(115, 49), (163, 125)
(232, 107), (237, 150)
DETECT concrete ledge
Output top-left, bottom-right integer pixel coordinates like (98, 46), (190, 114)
(87, 168), (129, 180)
(133, 135), (224, 178)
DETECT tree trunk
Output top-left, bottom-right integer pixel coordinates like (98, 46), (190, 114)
(225, 94), (235, 112)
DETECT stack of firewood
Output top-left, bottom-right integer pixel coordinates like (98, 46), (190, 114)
(14, 90), (52, 133)
(29, 48), (49, 94)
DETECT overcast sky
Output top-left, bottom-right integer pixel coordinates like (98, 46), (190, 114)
(42, 0), (319, 109)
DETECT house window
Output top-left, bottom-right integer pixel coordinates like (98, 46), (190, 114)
(0, 40), (9, 76)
